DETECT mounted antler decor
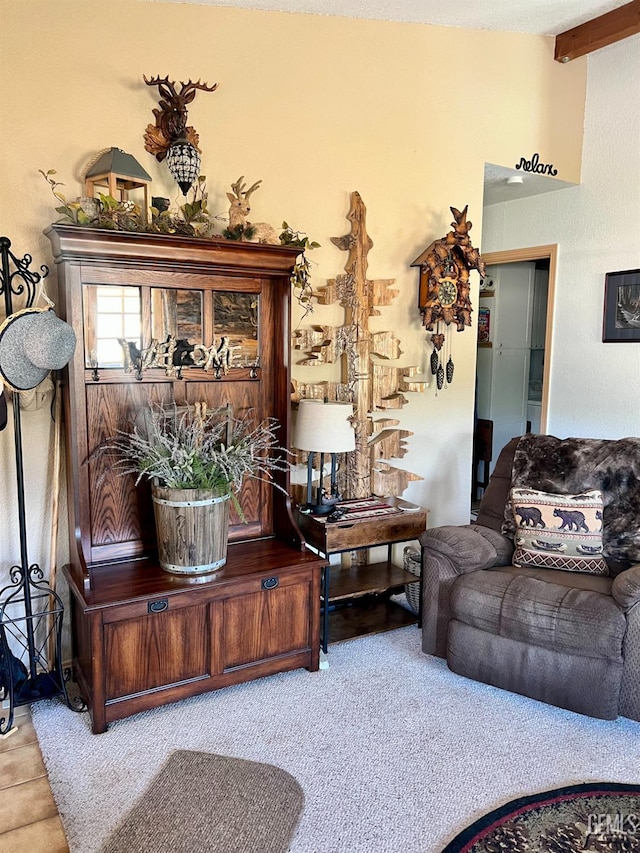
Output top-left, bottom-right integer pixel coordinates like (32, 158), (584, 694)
(143, 75), (218, 194)
(411, 205), (485, 391)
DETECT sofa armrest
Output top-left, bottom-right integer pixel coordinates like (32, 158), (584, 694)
(419, 524), (514, 658)
(419, 524), (514, 575)
(612, 564), (640, 611)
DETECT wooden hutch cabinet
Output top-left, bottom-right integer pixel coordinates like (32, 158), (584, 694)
(45, 225), (324, 733)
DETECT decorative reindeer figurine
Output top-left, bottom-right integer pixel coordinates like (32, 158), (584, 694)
(225, 176), (280, 244)
(143, 75), (218, 162)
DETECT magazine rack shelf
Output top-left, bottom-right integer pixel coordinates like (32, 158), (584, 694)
(0, 571), (75, 734)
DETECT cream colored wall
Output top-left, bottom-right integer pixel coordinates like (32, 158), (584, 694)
(482, 35), (640, 442)
(1, 0), (587, 592)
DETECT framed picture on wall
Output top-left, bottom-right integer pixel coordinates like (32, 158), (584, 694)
(602, 269), (640, 342)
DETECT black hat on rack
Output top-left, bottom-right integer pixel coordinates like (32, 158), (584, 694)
(0, 307), (76, 392)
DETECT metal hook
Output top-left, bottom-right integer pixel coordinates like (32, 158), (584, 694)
(90, 353), (100, 382)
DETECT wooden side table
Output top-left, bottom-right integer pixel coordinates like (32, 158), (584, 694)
(294, 497), (427, 651)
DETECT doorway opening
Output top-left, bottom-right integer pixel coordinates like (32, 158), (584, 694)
(472, 244), (557, 506)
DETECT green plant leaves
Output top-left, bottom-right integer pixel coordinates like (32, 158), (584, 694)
(96, 403), (290, 503)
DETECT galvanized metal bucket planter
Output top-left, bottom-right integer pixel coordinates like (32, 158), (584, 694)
(152, 485), (231, 575)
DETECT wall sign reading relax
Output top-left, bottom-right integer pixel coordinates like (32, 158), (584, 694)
(515, 153), (557, 176)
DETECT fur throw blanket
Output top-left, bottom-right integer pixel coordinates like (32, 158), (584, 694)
(502, 434), (640, 569)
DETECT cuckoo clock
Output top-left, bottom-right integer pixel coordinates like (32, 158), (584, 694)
(411, 205), (485, 390)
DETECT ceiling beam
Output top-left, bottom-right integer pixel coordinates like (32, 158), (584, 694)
(555, 0), (640, 62)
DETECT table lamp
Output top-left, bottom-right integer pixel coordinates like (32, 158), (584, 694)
(293, 400), (356, 515)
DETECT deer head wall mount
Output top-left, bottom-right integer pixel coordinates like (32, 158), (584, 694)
(143, 75), (218, 194)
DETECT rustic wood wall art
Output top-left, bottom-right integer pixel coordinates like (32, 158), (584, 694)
(292, 191), (425, 504)
(411, 205), (485, 391)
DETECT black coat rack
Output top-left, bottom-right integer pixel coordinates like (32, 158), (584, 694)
(0, 236), (80, 734)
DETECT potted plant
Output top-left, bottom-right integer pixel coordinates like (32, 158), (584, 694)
(101, 402), (289, 575)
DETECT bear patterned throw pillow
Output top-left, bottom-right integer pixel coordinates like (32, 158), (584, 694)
(510, 488), (608, 575)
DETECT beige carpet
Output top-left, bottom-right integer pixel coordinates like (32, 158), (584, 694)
(32, 629), (640, 852)
(100, 750), (304, 853)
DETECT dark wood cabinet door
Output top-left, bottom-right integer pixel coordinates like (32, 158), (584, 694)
(104, 603), (210, 700)
(216, 578), (313, 671)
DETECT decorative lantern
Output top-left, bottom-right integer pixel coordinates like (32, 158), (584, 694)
(166, 139), (202, 195)
(84, 148), (152, 223)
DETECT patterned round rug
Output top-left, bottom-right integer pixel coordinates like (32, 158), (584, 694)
(442, 783), (640, 852)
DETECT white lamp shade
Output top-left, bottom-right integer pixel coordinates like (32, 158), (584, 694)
(293, 400), (355, 453)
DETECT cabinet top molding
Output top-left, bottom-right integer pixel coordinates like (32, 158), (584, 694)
(44, 224), (300, 276)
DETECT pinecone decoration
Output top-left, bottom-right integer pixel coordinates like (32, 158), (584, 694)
(430, 347), (439, 376)
(540, 822), (590, 852)
(436, 363), (444, 390)
(483, 822), (530, 853)
(601, 834), (638, 852)
(446, 356), (454, 384)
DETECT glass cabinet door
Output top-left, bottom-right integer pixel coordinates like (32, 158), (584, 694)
(84, 284), (259, 374)
(83, 285), (142, 368)
(151, 289), (203, 344)
(212, 291), (259, 366)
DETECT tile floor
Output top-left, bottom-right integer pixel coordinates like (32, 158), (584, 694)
(0, 704), (68, 853)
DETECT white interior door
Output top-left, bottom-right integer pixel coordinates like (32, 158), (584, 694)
(473, 246), (556, 506)
(476, 262), (534, 473)
(490, 347), (531, 469)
